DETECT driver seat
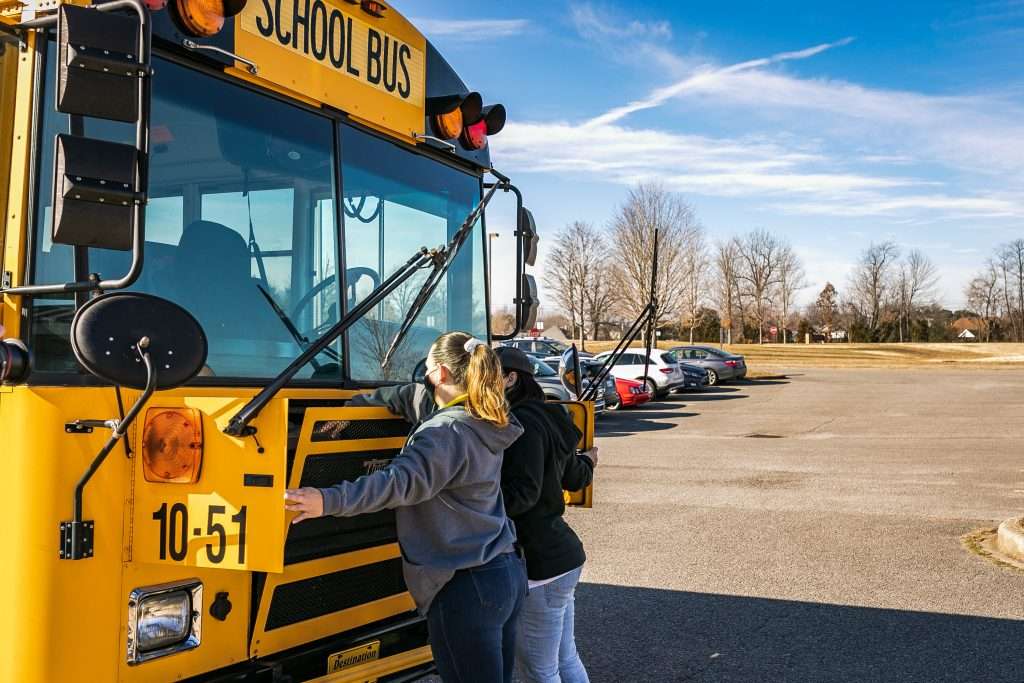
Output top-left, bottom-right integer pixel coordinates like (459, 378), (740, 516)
(172, 220), (284, 340)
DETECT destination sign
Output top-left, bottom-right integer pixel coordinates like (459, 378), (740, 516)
(236, 0), (426, 137)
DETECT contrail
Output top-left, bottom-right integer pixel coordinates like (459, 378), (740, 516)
(584, 37), (855, 128)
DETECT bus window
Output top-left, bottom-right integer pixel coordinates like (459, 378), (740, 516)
(27, 47), (341, 381)
(340, 125), (488, 382)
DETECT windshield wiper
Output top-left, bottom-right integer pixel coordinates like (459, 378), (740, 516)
(380, 171), (510, 368)
(225, 248), (434, 437)
(256, 284), (341, 368)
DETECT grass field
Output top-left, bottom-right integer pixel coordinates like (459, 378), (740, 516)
(580, 341), (1024, 373)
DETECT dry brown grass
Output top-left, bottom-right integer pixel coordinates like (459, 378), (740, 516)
(578, 340), (1024, 372)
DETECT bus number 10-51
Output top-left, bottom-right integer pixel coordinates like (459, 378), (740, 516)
(152, 502), (248, 565)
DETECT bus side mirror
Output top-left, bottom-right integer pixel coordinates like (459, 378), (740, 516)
(52, 134), (140, 251)
(519, 207), (538, 266)
(57, 4), (144, 123)
(50, 4), (149, 253)
(518, 274), (538, 333)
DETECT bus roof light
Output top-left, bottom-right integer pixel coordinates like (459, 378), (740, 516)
(173, 0), (247, 38)
(360, 0), (386, 17)
(459, 102), (505, 151)
(428, 91), (482, 141)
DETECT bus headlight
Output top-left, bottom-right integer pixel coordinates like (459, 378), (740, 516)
(127, 580), (202, 664)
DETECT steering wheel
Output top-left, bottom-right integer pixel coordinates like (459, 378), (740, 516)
(289, 267), (382, 337)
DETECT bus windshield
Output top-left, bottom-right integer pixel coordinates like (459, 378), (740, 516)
(27, 47), (487, 383)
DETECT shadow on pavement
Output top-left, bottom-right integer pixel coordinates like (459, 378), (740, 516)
(595, 408), (696, 438)
(575, 583), (1023, 682)
(671, 387), (749, 402)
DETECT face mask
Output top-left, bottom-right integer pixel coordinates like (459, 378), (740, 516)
(421, 366), (438, 397)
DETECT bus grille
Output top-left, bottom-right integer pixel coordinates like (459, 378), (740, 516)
(284, 449), (401, 565)
(265, 558), (406, 631)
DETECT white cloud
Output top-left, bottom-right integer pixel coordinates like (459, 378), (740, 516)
(491, 28), (1024, 223)
(570, 4), (673, 41)
(413, 18), (529, 41)
(586, 37), (855, 127)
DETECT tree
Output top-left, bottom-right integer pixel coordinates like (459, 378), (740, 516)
(735, 229), (785, 344)
(814, 282), (839, 337)
(996, 239), (1024, 342)
(849, 241), (900, 339)
(965, 263), (1002, 343)
(681, 228), (710, 343)
(713, 239), (742, 344)
(777, 245), (806, 345)
(895, 249), (939, 342)
(608, 183), (703, 336)
(542, 221), (609, 349)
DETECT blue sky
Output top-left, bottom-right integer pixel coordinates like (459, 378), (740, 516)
(399, 0), (1024, 312)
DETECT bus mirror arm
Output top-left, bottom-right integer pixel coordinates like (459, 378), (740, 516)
(224, 247), (435, 438)
(3, 0), (152, 299)
(60, 338), (157, 560)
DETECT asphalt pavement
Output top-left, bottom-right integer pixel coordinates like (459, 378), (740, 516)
(566, 368), (1024, 682)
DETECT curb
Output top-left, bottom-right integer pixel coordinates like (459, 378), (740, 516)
(996, 517), (1024, 562)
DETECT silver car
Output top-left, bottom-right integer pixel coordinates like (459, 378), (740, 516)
(670, 345), (747, 385)
(530, 357), (605, 413)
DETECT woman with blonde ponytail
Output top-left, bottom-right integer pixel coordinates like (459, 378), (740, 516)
(285, 331), (527, 683)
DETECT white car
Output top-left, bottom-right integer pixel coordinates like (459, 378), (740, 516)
(592, 348), (685, 399)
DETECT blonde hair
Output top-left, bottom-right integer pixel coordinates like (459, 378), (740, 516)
(430, 331), (509, 427)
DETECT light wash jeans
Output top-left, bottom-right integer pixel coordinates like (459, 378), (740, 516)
(514, 566), (589, 683)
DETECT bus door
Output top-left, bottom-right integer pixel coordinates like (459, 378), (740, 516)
(559, 400), (595, 508)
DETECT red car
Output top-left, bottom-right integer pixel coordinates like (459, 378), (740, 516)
(610, 376), (652, 410)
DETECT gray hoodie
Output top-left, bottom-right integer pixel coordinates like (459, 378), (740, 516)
(319, 384), (523, 613)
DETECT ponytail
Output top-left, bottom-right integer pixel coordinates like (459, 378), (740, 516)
(430, 331), (509, 428)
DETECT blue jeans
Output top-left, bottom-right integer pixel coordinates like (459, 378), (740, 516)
(426, 552), (527, 683)
(515, 566), (589, 683)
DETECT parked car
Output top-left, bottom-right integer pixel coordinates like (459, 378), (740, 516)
(598, 366), (618, 414)
(591, 348), (685, 399)
(670, 345), (747, 385)
(676, 362), (710, 391)
(532, 356), (606, 413)
(504, 336), (594, 359)
(530, 356), (572, 402)
(610, 376), (652, 410)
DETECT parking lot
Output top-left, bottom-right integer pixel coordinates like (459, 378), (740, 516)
(567, 368), (1024, 682)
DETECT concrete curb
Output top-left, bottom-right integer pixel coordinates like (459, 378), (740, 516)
(996, 517), (1024, 562)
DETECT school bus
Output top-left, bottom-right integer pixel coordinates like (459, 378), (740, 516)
(0, 0), (567, 679)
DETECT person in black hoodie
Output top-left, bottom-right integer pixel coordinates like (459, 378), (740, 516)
(494, 347), (597, 683)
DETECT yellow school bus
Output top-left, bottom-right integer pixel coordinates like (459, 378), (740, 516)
(0, 0), (568, 679)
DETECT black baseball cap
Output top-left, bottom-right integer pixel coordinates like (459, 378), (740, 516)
(494, 346), (535, 376)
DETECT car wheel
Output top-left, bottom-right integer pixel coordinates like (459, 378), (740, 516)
(606, 396), (621, 411)
(643, 378), (658, 397)
(706, 369), (719, 386)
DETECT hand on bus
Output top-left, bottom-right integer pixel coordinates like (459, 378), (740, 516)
(583, 445), (599, 467)
(285, 487), (324, 523)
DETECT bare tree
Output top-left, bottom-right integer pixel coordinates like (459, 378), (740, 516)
(895, 249), (939, 342)
(777, 245), (806, 344)
(609, 183), (702, 334)
(997, 239), (1024, 342)
(681, 228), (710, 343)
(735, 229), (785, 344)
(542, 221), (609, 349)
(713, 239), (742, 344)
(965, 262), (1002, 342)
(849, 241), (900, 338)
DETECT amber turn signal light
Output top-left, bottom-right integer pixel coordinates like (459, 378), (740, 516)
(173, 0), (247, 38)
(142, 407), (203, 484)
